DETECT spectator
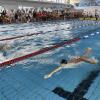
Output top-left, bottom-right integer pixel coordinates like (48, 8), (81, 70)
(0, 7), (84, 24)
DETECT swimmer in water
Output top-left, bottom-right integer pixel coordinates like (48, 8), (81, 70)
(0, 43), (12, 56)
(44, 48), (98, 79)
(0, 43), (11, 51)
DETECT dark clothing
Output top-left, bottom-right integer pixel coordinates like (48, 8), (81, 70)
(15, 13), (18, 20)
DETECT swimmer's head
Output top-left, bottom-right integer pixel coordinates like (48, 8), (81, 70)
(60, 59), (68, 64)
(2, 44), (11, 51)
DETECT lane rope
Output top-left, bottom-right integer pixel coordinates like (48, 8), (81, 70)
(0, 32), (42, 41)
(0, 24), (99, 42)
(0, 38), (80, 67)
(0, 25), (99, 67)
(0, 29), (64, 41)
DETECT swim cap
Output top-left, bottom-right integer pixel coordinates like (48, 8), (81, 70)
(61, 59), (67, 64)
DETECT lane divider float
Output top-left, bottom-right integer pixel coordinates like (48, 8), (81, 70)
(0, 38), (80, 67)
(0, 28), (66, 41)
(0, 32), (42, 41)
(1, 23), (99, 41)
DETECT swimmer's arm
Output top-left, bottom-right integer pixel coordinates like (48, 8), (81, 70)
(81, 57), (98, 64)
(44, 66), (62, 79)
(83, 48), (92, 57)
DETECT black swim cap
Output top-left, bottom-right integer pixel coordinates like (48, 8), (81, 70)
(61, 59), (67, 64)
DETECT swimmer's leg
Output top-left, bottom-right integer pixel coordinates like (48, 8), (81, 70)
(44, 67), (62, 79)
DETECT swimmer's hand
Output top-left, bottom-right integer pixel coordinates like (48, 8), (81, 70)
(93, 59), (98, 64)
(91, 57), (99, 64)
(87, 47), (92, 51)
(44, 74), (52, 79)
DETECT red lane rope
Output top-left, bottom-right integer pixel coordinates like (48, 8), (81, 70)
(0, 38), (80, 67)
(0, 32), (42, 41)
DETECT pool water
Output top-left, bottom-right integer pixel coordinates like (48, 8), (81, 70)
(0, 20), (100, 100)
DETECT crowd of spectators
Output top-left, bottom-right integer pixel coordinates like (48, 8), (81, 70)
(0, 8), (82, 24)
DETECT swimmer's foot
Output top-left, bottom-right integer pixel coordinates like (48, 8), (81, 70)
(44, 74), (52, 79)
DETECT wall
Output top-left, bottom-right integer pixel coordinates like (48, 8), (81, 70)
(76, 6), (100, 17)
(70, 0), (79, 4)
(0, 0), (67, 10)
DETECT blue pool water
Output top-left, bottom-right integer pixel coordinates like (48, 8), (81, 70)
(0, 20), (100, 100)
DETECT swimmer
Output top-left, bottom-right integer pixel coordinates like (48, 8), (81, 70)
(44, 48), (98, 79)
(0, 43), (12, 56)
(0, 43), (12, 51)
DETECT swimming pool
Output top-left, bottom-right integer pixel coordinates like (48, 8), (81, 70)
(0, 20), (100, 100)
